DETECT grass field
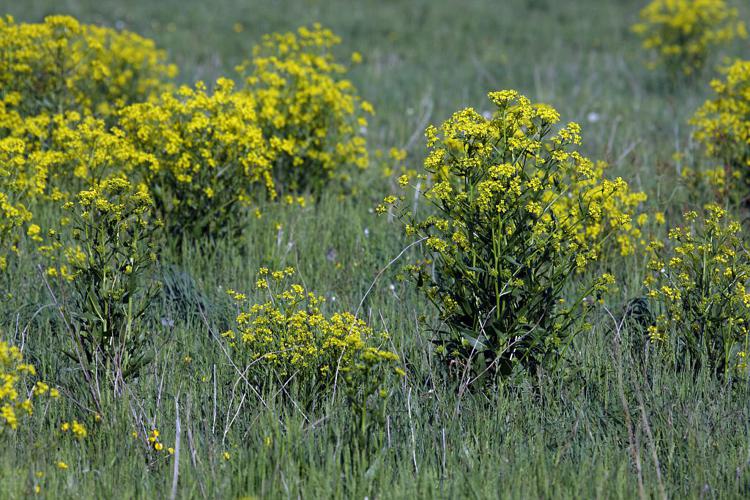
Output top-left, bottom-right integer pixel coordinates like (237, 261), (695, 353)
(2, 0), (750, 498)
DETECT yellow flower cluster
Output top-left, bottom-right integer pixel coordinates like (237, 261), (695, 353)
(224, 267), (401, 405)
(645, 204), (750, 377)
(1, 339), (59, 431)
(73, 177), (152, 222)
(0, 15), (176, 118)
(691, 59), (750, 184)
(0, 138), (32, 272)
(419, 90), (643, 267)
(238, 24), (372, 194)
(0, 107), (153, 209)
(554, 160), (649, 257)
(60, 420), (87, 439)
(395, 90), (643, 378)
(146, 428), (173, 453)
(632, 0), (746, 76)
(117, 78), (276, 239)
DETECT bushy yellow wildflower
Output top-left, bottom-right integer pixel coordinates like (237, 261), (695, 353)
(691, 59), (750, 188)
(0, 108), (147, 208)
(0, 15), (175, 119)
(118, 78), (276, 240)
(396, 90), (643, 380)
(632, 0), (746, 76)
(0, 14), (175, 256)
(646, 204), (750, 377)
(44, 177), (160, 390)
(238, 24), (371, 194)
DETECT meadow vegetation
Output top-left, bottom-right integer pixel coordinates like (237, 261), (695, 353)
(1, 0), (750, 498)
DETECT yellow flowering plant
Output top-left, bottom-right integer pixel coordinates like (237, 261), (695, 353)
(224, 268), (402, 435)
(0, 15), (177, 252)
(680, 163), (740, 204)
(391, 90), (627, 382)
(0, 137), (32, 275)
(1, 338), (59, 432)
(0, 103), (175, 213)
(554, 159), (649, 257)
(645, 204), (750, 378)
(45, 177), (161, 398)
(0, 110), (148, 287)
(0, 99), (67, 204)
(0, 15), (176, 119)
(0, 14), (174, 232)
(60, 419), (88, 440)
(691, 59), (750, 194)
(238, 24), (372, 195)
(118, 79), (276, 242)
(632, 0), (747, 77)
(38, 112), (145, 199)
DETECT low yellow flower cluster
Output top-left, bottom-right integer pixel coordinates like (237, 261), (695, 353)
(1, 339), (59, 431)
(632, 0), (746, 76)
(224, 267), (402, 406)
(645, 204), (750, 376)
(691, 59), (750, 184)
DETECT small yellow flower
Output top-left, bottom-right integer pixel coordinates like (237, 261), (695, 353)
(71, 420), (87, 439)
